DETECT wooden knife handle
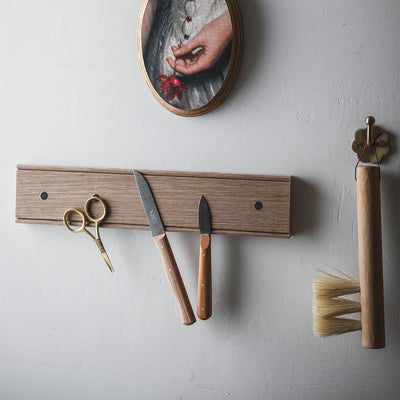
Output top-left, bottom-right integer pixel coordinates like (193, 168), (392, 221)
(153, 233), (196, 326)
(356, 166), (385, 348)
(197, 234), (212, 320)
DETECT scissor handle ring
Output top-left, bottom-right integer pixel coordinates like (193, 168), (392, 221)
(63, 209), (86, 232)
(84, 196), (107, 223)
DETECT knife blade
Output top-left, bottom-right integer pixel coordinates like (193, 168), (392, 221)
(197, 195), (212, 320)
(134, 170), (196, 325)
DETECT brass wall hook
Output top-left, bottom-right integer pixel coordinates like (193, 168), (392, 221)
(352, 116), (390, 164)
(366, 115), (374, 146)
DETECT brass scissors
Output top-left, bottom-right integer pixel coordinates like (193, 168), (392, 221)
(63, 195), (114, 273)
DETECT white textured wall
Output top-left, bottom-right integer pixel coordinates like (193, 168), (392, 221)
(1, 1), (399, 399)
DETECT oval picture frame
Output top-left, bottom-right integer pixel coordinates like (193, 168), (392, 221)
(137, 0), (243, 117)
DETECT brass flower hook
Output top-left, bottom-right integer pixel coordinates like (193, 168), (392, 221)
(352, 116), (390, 164)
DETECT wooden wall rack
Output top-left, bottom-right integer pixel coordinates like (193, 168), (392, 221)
(16, 165), (292, 238)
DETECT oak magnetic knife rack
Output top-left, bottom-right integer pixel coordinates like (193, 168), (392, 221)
(15, 165), (292, 238)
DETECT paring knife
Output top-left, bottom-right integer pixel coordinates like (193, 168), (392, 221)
(134, 170), (196, 326)
(197, 195), (212, 320)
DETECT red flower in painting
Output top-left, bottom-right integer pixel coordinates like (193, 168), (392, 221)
(158, 74), (187, 101)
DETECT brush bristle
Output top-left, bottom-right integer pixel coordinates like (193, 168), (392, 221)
(313, 271), (360, 298)
(313, 270), (361, 337)
(314, 317), (361, 337)
(313, 297), (361, 318)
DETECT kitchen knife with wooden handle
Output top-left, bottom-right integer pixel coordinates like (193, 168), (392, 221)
(134, 170), (196, 326)
(197, 195), (212, 320)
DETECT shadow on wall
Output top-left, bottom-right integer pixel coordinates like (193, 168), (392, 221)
(219, 0), (270, 108)
(384, 126), (398, 157)
(211, 177), (321, 321)
(291, 176), (321, 237)
(172, 232), (243, 322)
(381, 170), (400, 352)
(218, 236), (242, 319)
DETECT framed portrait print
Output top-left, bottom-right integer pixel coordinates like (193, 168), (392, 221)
(137, 0), (243, 117)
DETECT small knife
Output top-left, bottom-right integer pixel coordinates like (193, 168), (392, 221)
(134, 170), (196, 326)
(197, 195), (212, 320)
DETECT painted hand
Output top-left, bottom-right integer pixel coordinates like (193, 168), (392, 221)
(166, 10), (233, 75)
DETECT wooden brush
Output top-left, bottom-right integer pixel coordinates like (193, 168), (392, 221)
(313, 270), (361, 337)
(313, 166), (385, 349)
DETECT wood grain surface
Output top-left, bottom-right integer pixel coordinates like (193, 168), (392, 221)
(356, 166), (385, 349)
(16, 165), (292, 238)
(153, 233), (196, 325)
(197, 233), (212, 320)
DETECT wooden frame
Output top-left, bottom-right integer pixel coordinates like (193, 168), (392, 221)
(16, 165), (292, 238)
(137, 0), (243, 117)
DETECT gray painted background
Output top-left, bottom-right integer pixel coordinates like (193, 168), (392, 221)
(1, 0), (399, 399)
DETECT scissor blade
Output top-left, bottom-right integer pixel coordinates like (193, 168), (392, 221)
(94, 238), (114, 273)
(101, 250), (114, 273)
(134, 170), (165, 237)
